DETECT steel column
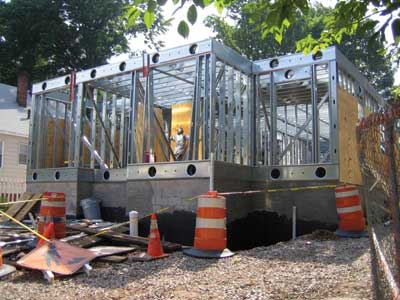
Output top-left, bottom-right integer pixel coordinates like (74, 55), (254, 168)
(209, 54), (217, 156)
(270, 74), (277, 165)
(90, 89), (98, 168)
(311, 64), (320, 163)
(329, 60), (339, 163)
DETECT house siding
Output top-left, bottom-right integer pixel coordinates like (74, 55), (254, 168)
(0, 133), (28, 180)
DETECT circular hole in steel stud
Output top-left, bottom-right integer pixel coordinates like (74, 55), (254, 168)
(269, 59), (279, 68)
(65, 76), (71, 85)
(152, 53), (160, 64)
(270, 168), (281, 179)
(90, 69), (97, 78)
(186, 164), (197, 176)
(42, 82), (47, 91)
(148, 166), (157, 178)
(119, 62), (126, 71)
(54, 171), (60, 180)
(315, 167), (326, 178)
(285, 69), (294, 79)
(32, 172), (38, 181)
(312, 51), (323, 60)
(103, 170), (110, 180)
(189, 44), (198, 55)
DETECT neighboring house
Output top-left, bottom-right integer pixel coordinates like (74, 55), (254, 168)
(0, 83), (30, 201)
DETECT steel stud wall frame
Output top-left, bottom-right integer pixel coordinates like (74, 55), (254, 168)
(28, 39), (383, 183)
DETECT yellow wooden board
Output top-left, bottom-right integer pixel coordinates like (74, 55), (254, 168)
(135, 104), (167, 162)
(338, 88), (363, 185)
(46, 120), (66, 168)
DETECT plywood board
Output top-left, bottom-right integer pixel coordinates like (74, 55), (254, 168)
(46, 120), (66, 168)
(338, 88), (363, 185)
(135, 104), (167, 162)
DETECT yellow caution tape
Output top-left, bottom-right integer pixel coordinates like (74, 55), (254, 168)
(0, 210), (50, 242)
(266, 184), (338, 193)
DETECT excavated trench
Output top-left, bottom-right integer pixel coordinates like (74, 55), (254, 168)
(138, 210), (336, 251)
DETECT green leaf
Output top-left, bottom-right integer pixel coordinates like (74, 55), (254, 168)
(214, 0), (224, 14)
(392, 18), (400, 44)
(178, 20), (189, 38)
(203, 0), (213, 7)
(172, 0), (179, 4)
(148, 0), (156, 12)
(144, 11), (155, 29)
(157, 0), (167, 5)
(127, 7), (141, 27)
(187, 5), (197, 25)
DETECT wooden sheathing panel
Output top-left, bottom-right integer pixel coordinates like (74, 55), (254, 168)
(82, 121), (91, 167)
(46, 120), (66, 168)
(135, 104), (167, 162)
(338, 88), (362, 185)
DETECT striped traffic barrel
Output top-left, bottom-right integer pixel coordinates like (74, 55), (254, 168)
(194, 191), (227, 251)
(38, 192), (66, 239)
(335, 185), (365, 232)
(183, 191), (234, 258)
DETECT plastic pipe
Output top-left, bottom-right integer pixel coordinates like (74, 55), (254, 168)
(129, 211), (139, 237)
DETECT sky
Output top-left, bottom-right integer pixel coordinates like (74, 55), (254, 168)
(110, 1), (399, 85)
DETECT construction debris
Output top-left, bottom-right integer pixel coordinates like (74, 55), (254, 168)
(67, 223), (181, 253)
(0, 196), (182, 284)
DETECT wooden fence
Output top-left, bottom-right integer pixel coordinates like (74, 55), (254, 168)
(0, 177), (26, 202)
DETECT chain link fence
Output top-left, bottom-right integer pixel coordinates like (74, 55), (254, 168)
(358, 104), (400, 300)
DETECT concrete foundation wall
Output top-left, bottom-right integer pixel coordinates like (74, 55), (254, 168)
(27, 165), (340, 239)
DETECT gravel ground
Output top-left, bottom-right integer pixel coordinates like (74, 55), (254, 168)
(0, 235), (372, 300)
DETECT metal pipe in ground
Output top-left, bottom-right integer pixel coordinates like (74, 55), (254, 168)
(210, 152), (215, 191)
(292, 206), (297, 240)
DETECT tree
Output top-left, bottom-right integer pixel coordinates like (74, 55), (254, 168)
(205, 3), (395, 97)
(0, 0), (168, 86)
(127, 0), (400, 63)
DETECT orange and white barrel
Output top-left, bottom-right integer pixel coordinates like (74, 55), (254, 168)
(335, 185), (365, 232)
(194, 191), (227, 251)
(38, 192), (66, 239)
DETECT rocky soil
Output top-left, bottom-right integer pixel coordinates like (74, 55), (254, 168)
(0, 234), (372, 300)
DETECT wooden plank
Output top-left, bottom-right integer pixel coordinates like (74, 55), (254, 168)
(0, 192), (34, 223)
(88, 246), (136, 258)
(68, 235), (102, 248)
(66, 224), (181, 253)
(338, 88), (363, 185)
(2, 245), (30, 257)
(13, 193), (43, 221)
(98, 255), (127, 263)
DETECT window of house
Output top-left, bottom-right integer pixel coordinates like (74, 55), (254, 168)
(19, 143), (28, 165)
(0, 141), (3, 168)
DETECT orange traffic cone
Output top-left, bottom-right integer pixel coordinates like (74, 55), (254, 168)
(147, 213), (168, 259)
(36, 222), (55, 248)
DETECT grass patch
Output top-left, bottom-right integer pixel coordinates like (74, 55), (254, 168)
(0, 196), (10, 212)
